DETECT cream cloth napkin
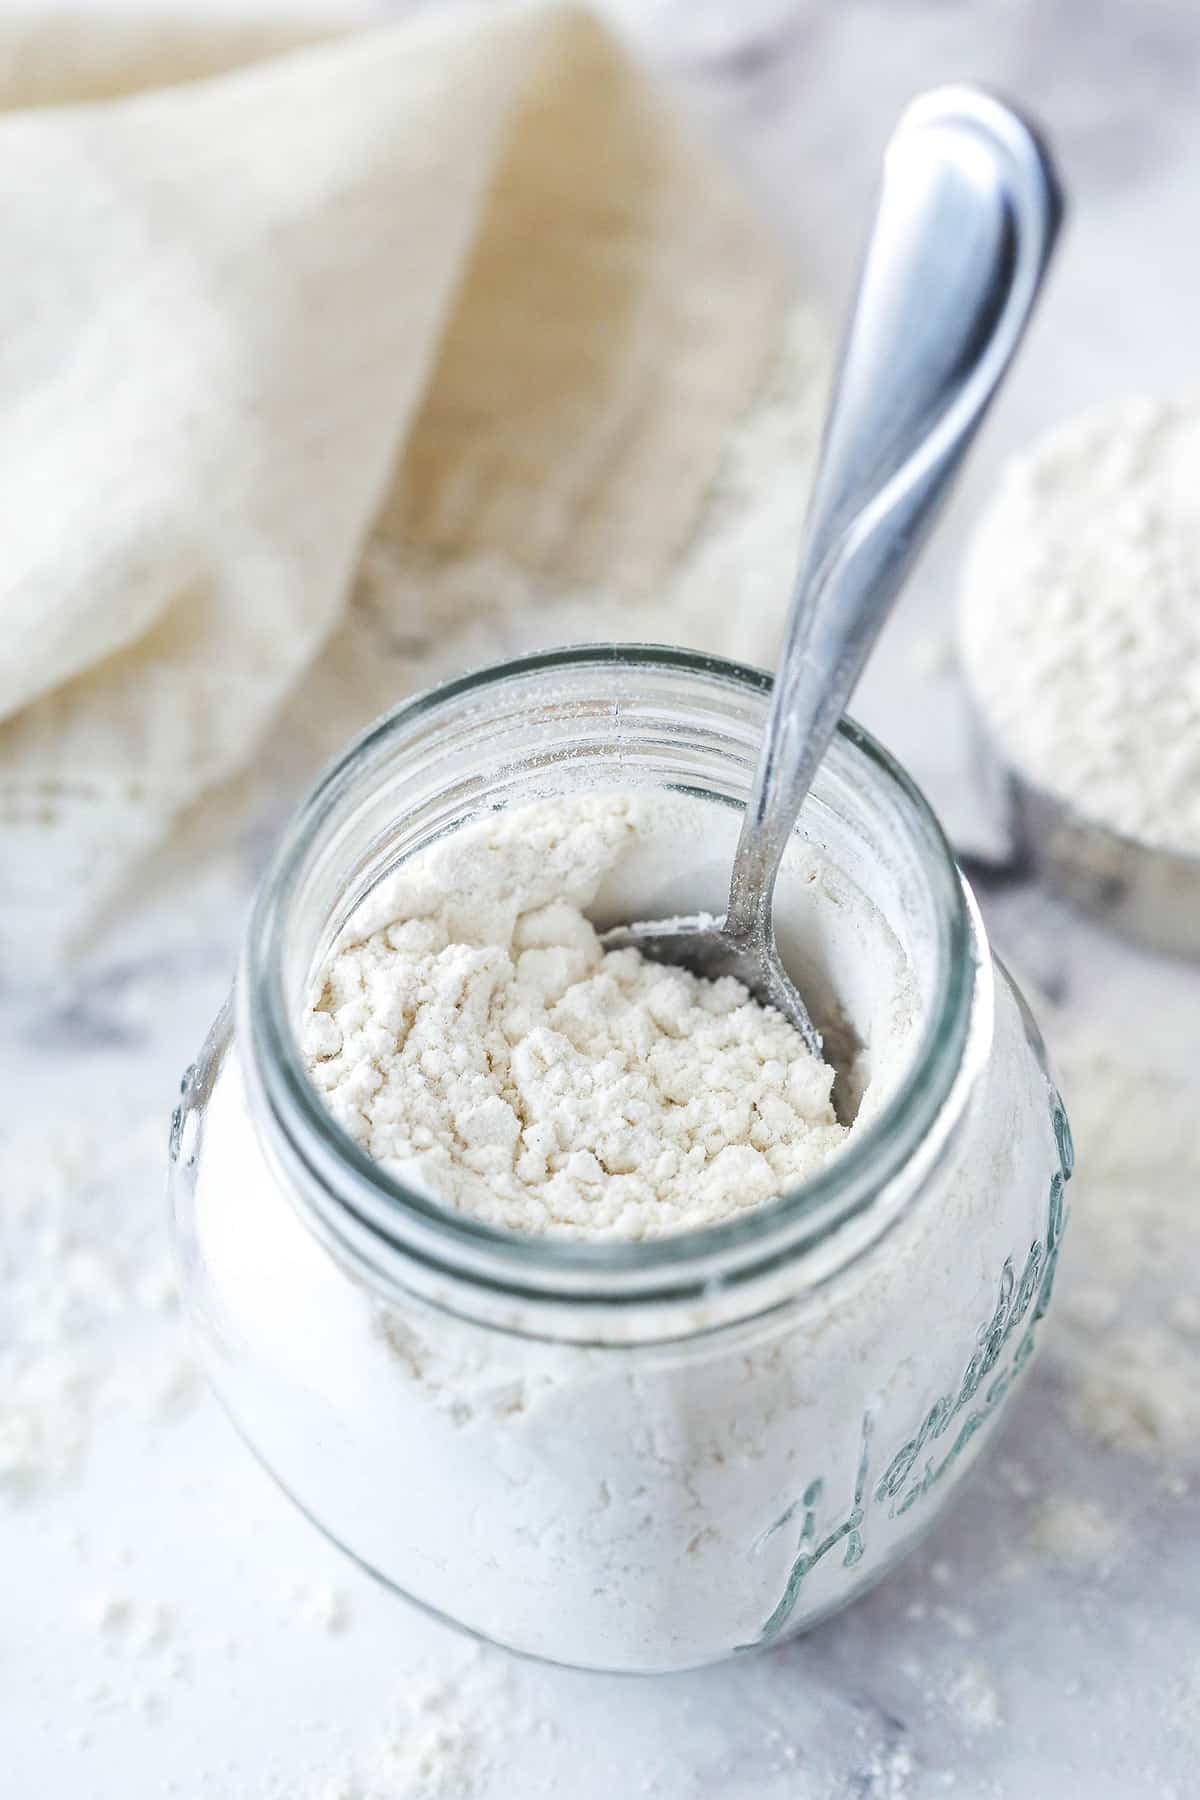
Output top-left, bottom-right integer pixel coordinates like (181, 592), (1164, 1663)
(0, 4), (805, 961)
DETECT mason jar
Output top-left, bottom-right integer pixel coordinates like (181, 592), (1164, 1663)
(170, 646), (1072, 1674)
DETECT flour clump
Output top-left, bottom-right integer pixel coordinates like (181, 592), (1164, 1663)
(303, 794), (848, 1239)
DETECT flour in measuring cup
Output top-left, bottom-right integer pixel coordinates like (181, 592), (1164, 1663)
(960, 397), (1200, 853)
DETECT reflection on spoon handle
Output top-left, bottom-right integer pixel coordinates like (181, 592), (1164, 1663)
(726, 85), (1064, 942)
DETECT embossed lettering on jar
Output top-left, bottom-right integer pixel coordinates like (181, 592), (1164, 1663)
(170, 648), (1071, 1674)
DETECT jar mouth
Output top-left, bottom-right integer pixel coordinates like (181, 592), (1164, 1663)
(243, 645), (984, 1312)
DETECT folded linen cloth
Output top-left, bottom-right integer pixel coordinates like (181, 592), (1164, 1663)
(0, 4), (812, 960)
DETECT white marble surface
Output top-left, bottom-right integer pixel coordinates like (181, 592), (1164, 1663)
(4, 3), (1200, 1796)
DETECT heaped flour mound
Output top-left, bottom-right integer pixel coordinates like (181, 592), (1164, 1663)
(303, 794), (848, 1240)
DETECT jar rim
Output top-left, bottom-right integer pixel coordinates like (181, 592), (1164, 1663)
(242, 645), (985, 1312)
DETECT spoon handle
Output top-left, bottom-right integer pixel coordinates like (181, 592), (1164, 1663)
(725, 85), (1063, 941)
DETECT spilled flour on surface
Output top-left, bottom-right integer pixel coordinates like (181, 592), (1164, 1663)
(943, 1661), (1003, 1731)
(1050, 1046), (1200, 1468)
(0, 1107), (194, 1499)
(1032, 1495), (1122, 1567)
(315, 1649), (548, 1800)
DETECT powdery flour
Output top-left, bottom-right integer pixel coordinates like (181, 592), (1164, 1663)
(315, 1650), (550, 1800)
(1051, 1044), (1200, 1467)
(304, 794), (847, 1239)
(0, 1107), (191, 1501)
(960, 397), (1200, 853)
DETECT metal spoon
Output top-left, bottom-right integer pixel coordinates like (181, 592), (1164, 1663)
(602, 85), (1064, 1053)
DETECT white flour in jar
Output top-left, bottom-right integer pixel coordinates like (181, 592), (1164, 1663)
(192, 783), (1063, 1669)
(302, 794), (853, 1239)
(959, 397), (1200, 853)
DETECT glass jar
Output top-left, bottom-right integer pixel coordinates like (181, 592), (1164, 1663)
(170, 646), (1071, 1674)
